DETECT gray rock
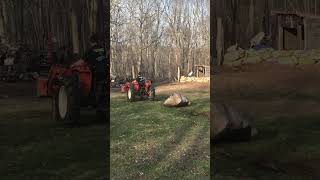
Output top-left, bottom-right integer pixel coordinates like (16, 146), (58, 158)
(163, 93), (190, 107)
(211, 103), (257, 142)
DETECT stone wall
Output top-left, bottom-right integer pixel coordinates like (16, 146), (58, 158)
(224, 48), (320, 66)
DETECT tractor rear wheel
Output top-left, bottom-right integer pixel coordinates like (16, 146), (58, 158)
(127, 87), (135, 102)
(53, 74), (80, 125)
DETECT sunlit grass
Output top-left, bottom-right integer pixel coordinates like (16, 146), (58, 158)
(111, 84), (210, 179)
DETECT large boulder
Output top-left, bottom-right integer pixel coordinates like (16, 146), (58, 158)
(211, 103), (258, 143)
(163, 93), (190, 107)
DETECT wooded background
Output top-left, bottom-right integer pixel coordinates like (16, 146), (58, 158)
(0, 0), (105, 57)
(111, 0), (210, 81)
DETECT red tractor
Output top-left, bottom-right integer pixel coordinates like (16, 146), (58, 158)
(38, 59), (105, 124)
(126, 78), (155, 102)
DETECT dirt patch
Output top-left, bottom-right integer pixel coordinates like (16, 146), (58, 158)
(157, 82), (209, 94)
(213, 63), (320, 104)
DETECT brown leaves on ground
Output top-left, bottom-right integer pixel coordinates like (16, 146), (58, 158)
(156, 82), (209, 94)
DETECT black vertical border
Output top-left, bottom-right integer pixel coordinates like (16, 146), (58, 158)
(103, 0), (111, 178)
(210, 0), (216, 178)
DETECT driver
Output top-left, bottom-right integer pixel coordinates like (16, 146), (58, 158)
(84, 33), (107, 121)
(136, 72), (145, 86)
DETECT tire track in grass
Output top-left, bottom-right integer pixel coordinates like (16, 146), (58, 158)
(141, 123), (206, 179)
(164, 124), (210, 179)
(115, 120), (195, 179)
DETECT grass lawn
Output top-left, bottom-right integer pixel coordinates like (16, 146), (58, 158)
(212, 64), (320, 179)
(0, 91), (107, 180)
(110, 83), (210, 179)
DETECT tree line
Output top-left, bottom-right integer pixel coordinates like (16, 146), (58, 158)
(111, 0), (210, 81)
(0, 0), (105, 59)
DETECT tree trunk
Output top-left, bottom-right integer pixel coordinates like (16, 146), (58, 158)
(1, 1), (7, 38)
(0, 1), (5, 38)
(89, 0), (97, 34)
(177, 66), (181, 83)
(231, 0), (238, 43)
(153, 50), (157, 79)
(248, 0), (254, 39)
(20, 0), (24, 43)
(216, 17), (224, 66)
(71, 7), (80, 54)
(132, 65), (135, 79)
(138, 48), (142, 73)
(168, 50), (171, 80)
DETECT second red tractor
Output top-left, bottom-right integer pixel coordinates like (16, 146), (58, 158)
(125, 78), (155, 102)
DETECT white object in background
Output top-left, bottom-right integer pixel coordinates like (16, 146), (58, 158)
(4, 58), (14, 66)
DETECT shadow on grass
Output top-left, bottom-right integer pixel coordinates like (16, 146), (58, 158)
(158, 124), (210, 179)
(77, 112), (107, 127)
(213, 114), (320, 179)
(0, 109), (107, 180)
(126, 121), (195, 179)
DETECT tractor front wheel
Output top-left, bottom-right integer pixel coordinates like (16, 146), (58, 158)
(127, 87), (135, 102)
(53, 75), (80, 125)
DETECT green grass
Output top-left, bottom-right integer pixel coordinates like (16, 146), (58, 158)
(0, 98), (107, 180)
(111, 86), (210, 179)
